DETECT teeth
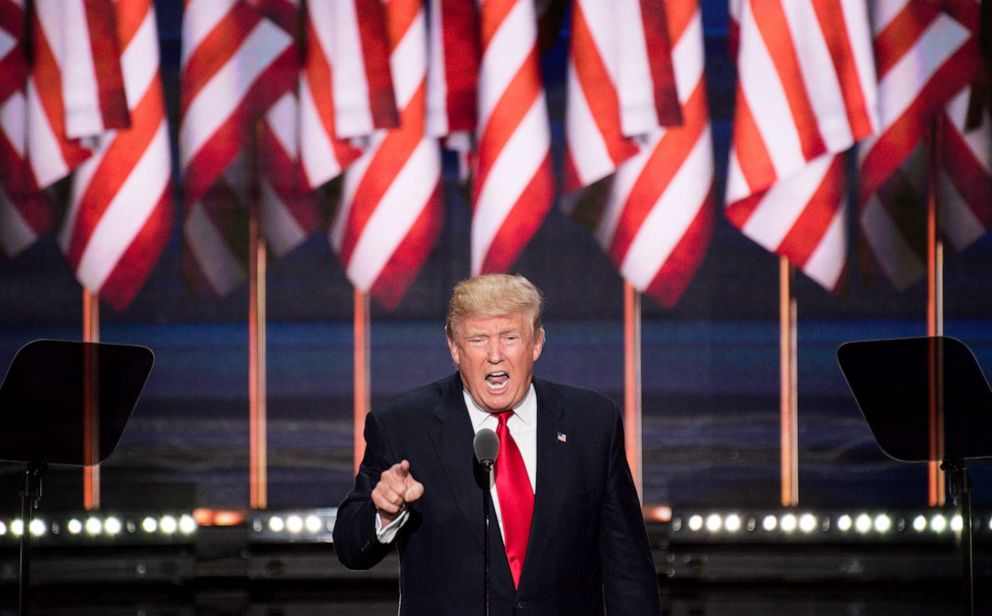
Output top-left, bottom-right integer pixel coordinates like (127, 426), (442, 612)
(485, 378), (508, 391)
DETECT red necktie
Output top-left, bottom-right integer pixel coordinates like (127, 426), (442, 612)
(494, 411), (534, 588)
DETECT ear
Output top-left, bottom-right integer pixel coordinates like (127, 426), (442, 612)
(447, 336), (461, 367)
(532, 328), (545, 363)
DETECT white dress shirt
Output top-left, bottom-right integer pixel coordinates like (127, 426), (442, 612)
(375, 383), (538, 543)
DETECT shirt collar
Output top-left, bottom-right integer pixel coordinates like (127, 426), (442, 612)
(463, 382), (537, 432)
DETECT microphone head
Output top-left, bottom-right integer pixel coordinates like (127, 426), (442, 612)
(473, 428), (499, 468)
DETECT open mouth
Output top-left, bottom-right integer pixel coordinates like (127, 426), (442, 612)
(485, 371), (509, 392)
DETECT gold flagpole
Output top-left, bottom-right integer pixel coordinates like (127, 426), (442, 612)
(927, 115), (945, 507)
(780, 258), (798, 507)
(353, 290), (371, 474)
(623, 282), (643, 500)
(82, 290), (100, 511)
(249, 124), (268, 510)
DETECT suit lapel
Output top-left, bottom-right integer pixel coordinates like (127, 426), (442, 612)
(517, 378), (567, 594)
(427, 373), (487, 552)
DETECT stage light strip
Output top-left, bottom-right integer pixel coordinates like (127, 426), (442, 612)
(0, 513), (197, 542)
(670, 510), (976, 542)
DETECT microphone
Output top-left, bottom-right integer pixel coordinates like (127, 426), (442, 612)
(473, 428), (499, 470)
(473, 427), (499, 616)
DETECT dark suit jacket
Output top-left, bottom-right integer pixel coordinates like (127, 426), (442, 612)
(333, 373), (661, 616)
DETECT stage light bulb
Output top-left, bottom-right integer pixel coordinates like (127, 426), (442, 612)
(725, 514), (742, 533)
(160, 516), (178, 534)
(930, 514), (947, 533)
(305, 515), (322, 534)
(142, 517), (158, 533)
(780, 514), (797, 534)
(104, 517), (122, 536)
(951, 515), (963, 533)
(687, 515), (703, 532)
(874, 514), (892, 534)
(0, 521), (6, 536)
(29, 519), (46, 537)
(762, 515), (777, 531)
(85, 517), (101, 536)
(67, 519), (82, 535)
(913, 515), (927, 532)
(855, 514), (871, 534)
(705, 514), (722, 532)
(179, 515), (197, 535)
(268, 516), (285, 533)
(837, 515), (853, 532)
(287, 515), (304, 534)
(11, 519), (23, 537)
(799, 514), (817, 534)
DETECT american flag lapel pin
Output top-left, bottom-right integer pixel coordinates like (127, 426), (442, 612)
(557, 432), (567, 443)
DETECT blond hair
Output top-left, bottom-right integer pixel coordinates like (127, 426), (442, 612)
(445, 274), (544, 340)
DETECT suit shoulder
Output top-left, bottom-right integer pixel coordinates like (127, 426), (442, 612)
(373, 375), (452, 423)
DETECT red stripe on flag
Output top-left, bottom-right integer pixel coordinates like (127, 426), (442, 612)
(356, 0), (399, 128)
(473, 53), (541, 202)
(64, 81), (165, 267)
(812, 0), (874, 139)
(179, 5), (260, 112)
(477, 152), (554, 273)
(99, 189), (171, 311)
(643, 187), (714, 308)
(750, 0), (826, 161)
(0, 0), (26, 102)
(339, 83), (430, 265)
(368, 182), (443, 310)
(441, 0), (478, 131)
(941, 116), (992, 229)
(571, 3), (638, 167)
(480, 0), (515, 48)
(84, 0), (129, 129)
(729, 93), (776, 199)
(776, 155), (845, 267)
(30, 16), (92, 178)
(609, 82), (707, 263)
(639, 0), (681, 126)
(858, 43), (978, 202)
(873, 2), (937, 78)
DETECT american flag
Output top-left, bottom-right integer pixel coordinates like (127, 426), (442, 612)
(332, 0), (442, 310)
(258, 91), (320, 258)
(298, 0), (397, 190)
(471, 0), (554, 275)
(426, 0), (478, 138)
(59, 0), (172, 310)
(26, 0), (130, 189)
(567, 0), (713, 308)
(725, 0), (879, 291)
(858, 0), (988, 289)
(0, 0), (52, 259)
(180, 0), (298, 295)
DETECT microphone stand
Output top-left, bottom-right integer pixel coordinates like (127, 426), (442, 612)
(482, 460), (493, 616)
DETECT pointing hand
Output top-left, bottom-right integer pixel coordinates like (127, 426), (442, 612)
(372, 460), (424, 525)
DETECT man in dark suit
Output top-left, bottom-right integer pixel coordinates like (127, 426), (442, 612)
(333, 274), (661, 615)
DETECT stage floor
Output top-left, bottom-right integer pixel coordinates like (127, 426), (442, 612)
(0, 581), (973, 615)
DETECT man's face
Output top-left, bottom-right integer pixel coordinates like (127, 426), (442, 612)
(447, 311), (544, 413)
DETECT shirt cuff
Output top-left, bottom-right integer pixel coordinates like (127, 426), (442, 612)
(375, 508), (410, 544)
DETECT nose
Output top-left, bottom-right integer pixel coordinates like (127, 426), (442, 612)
(486, 339), (504, 363)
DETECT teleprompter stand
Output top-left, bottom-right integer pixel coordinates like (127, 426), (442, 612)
(837, 336), (992, 616)
(0, 340), (154, 616)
